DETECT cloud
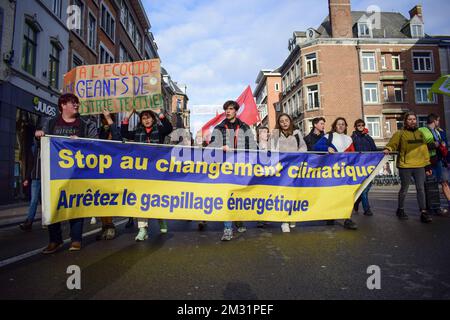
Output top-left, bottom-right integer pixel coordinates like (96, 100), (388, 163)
(143, 0), (449, 132)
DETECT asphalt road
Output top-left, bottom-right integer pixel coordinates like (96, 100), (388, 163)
(1, 189), (450, 300)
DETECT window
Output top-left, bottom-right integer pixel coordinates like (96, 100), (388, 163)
(392, 54), (401, 70)
(418, 116), (428, 128)
(87, 13), (96, 50)
(383, 87), (389, 102)
(119, 45), (131, 62)
(363, 83), (379, 104)
(295, 60), (300, 80)
(366, 117), (381, 138)
(72, 53), (83, 68)
(394, 87), (403, 102)
(73, 0), (84, 37)
(415, 83), (436, 104)
(282, 77), (286, 92)
(358, 23), (371, 37)
(361, 52), (376, 72)
(52, 0), (62, 18)
(305, 53), (318, 75)
(413, 52), (433, 72)
(396, 120), (403, 130)
(99, 45), (114, 64)
(275, 83), (280, 92)
(307, 85), (320, 109)
(411, 24), (424, 38)
(177, 99), (182, 112)
(101, 3), (115, 41)
(381, 55), (386, 69)
(49, 42), (60, 88)
(21, 22), (37, 75)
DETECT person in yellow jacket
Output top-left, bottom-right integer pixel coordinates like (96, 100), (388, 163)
(383, 112), (433, 223)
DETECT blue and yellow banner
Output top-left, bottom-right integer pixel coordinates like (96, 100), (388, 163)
(41, 136), (387, 225)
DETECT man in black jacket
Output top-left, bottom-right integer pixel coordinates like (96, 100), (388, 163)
(304, 117), (325, 151)
(209, 101), (256, 241)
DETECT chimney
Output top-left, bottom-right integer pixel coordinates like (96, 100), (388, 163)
(409, 5), (423, 19)
(328, 0), (353, 38)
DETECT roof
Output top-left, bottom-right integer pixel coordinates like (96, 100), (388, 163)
(316, 11), (417, 39)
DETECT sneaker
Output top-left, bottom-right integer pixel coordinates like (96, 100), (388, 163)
(125, 218), (134, 229)
(135, 227), (148, 241)
(396, 208), (408, 220)
(363, 209), (373, 216)
(90, 217), (97, 225)
(105, 227), (116, 240)
(237, 226), (247, 233)
(159, 221), (168, 234)
(19, 219), (33, 231)
(96, 228), (108, 241)
(289, 222), (296, 228)
(281, 223), (290, 233)
(69, 242), (81, 251)
(435, 208), (449, 217)
(198, 222), (206, 231)
(221, 228), (233, 241)
(343, 219), (358, 230)
(420, 211), (432, 224)
(326, 220), (335, 226)
(42, 242), (63, 254)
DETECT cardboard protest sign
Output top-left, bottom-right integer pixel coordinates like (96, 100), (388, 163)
(63, 59), (162, 115)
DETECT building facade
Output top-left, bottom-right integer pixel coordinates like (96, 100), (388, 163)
(254, 69), (282, 130)
(0, 0), (70, 204)
(279, 1), (446, 150)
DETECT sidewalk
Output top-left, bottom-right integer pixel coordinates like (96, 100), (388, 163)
(0, 202), (42, 228)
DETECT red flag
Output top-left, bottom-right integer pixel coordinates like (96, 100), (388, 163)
(200, 112), (225, 143)
(199, 86), (259, 142)
(235, 85), (260, 125)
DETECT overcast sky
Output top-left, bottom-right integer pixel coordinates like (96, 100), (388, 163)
(143, 0), (450, 134)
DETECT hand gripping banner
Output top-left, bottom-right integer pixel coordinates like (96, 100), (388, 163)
(41, 136), (387, 225)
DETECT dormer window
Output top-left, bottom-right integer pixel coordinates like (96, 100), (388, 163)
(411, 24), (424, 38)
(358, 22), (371, 37)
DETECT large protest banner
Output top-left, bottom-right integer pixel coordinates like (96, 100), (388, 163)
(41, 136), (387, 225)
(63, 59), (162, 115)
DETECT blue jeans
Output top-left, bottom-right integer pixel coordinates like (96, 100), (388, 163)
(48, 218), (84, 243)
(355, 183), (372, 212)
(223, 221), (244, 230)
(26, 179), (41, 222)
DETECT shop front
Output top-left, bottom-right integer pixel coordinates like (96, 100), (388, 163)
(0, 82), (58, 205)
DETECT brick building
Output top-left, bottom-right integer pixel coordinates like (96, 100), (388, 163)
(254, 69), (282, 130)
(278, 0), (446, 149)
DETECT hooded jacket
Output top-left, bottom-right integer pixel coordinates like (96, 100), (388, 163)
(351, 129), (377, 152)
(209, 118), (257, 150)
(385, 128), (430, 168)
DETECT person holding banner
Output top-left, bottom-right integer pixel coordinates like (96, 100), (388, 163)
(209, 100), (257, 241)
(351, 119), (377, 216)
(95, 109), (122, 241)
(269, 113), (307, 232)
(121, 108), (173, 241)
(304, 117), (326, 151)
(383, 112), (433, 223)
(313, 117), (358, 230)
(36, 93), (98, 253)
(256, 126), (270, 229)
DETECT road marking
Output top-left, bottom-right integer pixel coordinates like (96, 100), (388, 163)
(0, 219), (128, 269)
